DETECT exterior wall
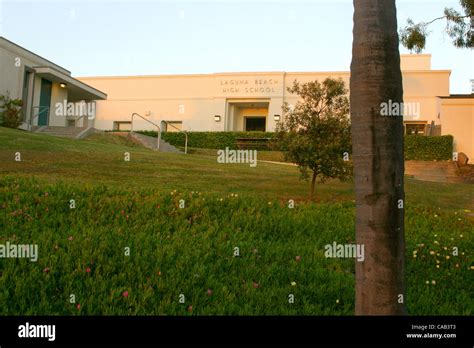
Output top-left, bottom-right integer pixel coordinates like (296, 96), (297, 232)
(400, 54), (431, 70)
(0, 39), (69, 100)
(1, 37), (104, 129)
(0, 46), (25, 99)
(440, 97), (474, 159)
(79, 56), (451, 133)
(0, 38), (73, 129)
(49, 82), (68, 127)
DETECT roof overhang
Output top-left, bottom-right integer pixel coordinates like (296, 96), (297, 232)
(34, 66), (107, 101)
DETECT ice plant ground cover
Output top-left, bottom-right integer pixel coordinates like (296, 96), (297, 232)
(0, 127), (472, 315)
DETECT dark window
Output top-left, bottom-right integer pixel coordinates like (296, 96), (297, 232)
(405, 123), (426, 135)
(245, 117), (266, 132)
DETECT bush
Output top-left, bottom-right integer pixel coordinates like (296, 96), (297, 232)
(404, 135), (453, 161)
(137, 131), (276, 150)
(0, 94), (23, 129)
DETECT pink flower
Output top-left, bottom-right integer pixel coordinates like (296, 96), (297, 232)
(295, 256), (301, 263)
(44, 192), (49, 197)
(76, 304), (81, 310)
(43, 267), (50, 273)
(122, 291), (129, 298)
(86, 267), (91, 273)
(207, 289), (213, 296)
(68, 236), (74, 241)
(252, 281), (260, 289)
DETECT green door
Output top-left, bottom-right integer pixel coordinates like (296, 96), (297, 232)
(38, 79), (52, 126)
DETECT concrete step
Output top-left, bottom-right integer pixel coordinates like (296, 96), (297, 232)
(128, 132), (183, 154)
(405, 160), (462, 183)
(35, 126), (88, 138)
(412, 175), (465, 183)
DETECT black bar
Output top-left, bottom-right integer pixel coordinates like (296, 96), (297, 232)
(0, 316), (472, 346)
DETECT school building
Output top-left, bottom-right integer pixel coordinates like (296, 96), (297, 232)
(1, 36), (473, 159)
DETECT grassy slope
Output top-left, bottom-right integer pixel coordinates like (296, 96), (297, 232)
(0, 127), (472, 315)
(1, 128), (472, 209)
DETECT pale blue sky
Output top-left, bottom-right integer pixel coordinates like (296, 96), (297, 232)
(1, 0), (472, 93)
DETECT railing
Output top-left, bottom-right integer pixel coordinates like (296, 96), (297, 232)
(73, 115), (88, 128)
(161, 120), (188, 154)
(29, 106), (50, 131)
(131, 113), (161, 150)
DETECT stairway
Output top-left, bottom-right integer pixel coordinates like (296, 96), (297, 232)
(405, 161), (463, 183)
(128, 132), (183, 154)
(34, 126), (93, 139)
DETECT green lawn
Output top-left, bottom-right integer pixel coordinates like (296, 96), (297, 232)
(0, 127), (472, 315)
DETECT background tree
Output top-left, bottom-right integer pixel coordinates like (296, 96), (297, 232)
(275, 78), (352, 200)
(400, 0), (473, 52)
(351, 0), (406, 314)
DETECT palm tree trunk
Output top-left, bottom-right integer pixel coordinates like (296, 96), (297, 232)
(350, 0), (406, 315)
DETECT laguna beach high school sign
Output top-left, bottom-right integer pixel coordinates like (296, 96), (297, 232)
(219, 78), (281, 95)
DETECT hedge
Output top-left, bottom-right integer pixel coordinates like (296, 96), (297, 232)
(137, 131), (275, 150)
(136, 131), (453, 160)
(404, 135), (453, 161)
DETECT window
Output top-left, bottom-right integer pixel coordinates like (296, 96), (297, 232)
(164, 121), (182, 132)
(245, 117), (266, 132)
(405, 122), (427, 135)
(113, 121), (132, 131)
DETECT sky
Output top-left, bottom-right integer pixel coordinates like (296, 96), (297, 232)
(1, 0), (472, 93)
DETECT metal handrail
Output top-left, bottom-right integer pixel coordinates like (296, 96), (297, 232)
(29, 106), (49, 131)
(72, 115), (88, 128)
(161, 120), (188, 154)
(131, 112), (161, 150)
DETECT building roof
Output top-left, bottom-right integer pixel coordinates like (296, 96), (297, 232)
(438, 94), (474, 99)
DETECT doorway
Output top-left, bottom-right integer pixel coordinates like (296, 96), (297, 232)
(245, 117), (266, 131)
(38, 79), (52, 126)
(226, 100), (269, 131)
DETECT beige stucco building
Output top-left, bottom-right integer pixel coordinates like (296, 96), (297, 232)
(0, 37), (106, 133)
(1, 36), (472, 159)
(79, 54), (473, 158)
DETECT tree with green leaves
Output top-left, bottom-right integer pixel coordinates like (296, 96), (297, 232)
(275, 78), (352, 200)
(400, 0), (473, 52)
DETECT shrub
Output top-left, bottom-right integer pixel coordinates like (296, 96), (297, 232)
(137, 131), (276, 150)
(137, 131), (454, 161)
(404, 135), (453, 161)
(0, 93), (23, 129)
